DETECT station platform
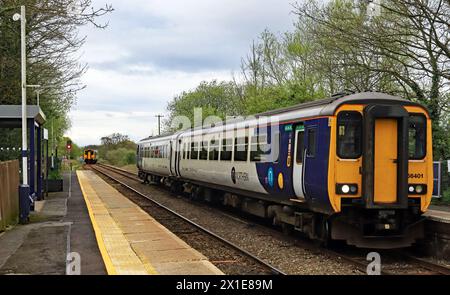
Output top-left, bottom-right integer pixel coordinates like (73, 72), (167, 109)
(425, 206), (450, 224)
(77, 170), (223, 275)
(0, 172), (106, 275)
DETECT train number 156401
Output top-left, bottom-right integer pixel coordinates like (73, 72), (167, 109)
(408, 173), (424, 179)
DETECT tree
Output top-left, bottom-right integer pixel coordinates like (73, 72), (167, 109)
(0, 0), (113, 158)
(101, 133), (131, 146)
(165, 80), (244, 131)
(293, 0), (450, 158)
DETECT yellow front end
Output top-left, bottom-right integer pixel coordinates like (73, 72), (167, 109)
(328, 104), (433, 213)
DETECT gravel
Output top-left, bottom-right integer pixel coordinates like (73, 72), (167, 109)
(93, 166), (366, 275)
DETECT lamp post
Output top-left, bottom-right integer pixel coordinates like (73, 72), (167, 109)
(27, 84), (41, 105)
(27, 84), (58, 106)
(13, 5), (30, 223)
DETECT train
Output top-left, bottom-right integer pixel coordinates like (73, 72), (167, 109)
(136, 92), (433, 249)
(84, 149), (98, 164)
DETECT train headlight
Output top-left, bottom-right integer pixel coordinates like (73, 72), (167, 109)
(336, 184), (358, 195)
(408, 184), (427, 195)
(415, 185), (424, 194)
(342, 185), (350, 194)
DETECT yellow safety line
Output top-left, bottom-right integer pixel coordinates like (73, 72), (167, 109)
(77, 171), (117, 275)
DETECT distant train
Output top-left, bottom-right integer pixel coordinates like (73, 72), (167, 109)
(136, 92), (433, 248)
(84, 149), (98, 164)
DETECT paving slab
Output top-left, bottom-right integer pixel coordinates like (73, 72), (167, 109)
(77, 170), (223, 275)
(0, 172), (106, 275)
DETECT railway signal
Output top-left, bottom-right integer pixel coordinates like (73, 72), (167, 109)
(66, 140), (72, 151)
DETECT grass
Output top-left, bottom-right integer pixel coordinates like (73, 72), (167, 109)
(120, 164), (138, 174)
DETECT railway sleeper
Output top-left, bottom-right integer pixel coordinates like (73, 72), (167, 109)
(140, 173), (333, 244)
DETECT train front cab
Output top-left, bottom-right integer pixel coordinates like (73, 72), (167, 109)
(327, 103), (433, 248)
(84, 149), (97, 164)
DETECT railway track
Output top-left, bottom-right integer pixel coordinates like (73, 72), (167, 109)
(89, 163), (286, 275)
(90, 163), (450, 275)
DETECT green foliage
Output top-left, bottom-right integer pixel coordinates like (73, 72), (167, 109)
(48, 168), (61, 180)
(442, 188), (450, 204)
(95, 133), (137, 167)
(165, 80), (243, 131)
(164, 0), (449, 163)
(0, 0), (112, 162)
(104, 148), (136, 167)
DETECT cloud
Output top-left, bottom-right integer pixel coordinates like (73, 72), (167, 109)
(67, 0), (296, 146)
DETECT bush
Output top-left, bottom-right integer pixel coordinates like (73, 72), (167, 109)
(105, 148), (136, 167)
(442, 188), (450, 204)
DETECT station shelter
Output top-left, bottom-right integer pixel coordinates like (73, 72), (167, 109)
(0, 105), (47, 216)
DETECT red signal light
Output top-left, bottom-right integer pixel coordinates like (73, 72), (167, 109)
(66, 140), (72, 150)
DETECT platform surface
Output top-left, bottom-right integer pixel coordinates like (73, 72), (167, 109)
(77, 170), (223, 275)
(425, 207), (450, 224)
(0, 172), (106, 275)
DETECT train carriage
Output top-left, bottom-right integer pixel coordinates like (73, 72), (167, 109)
(137, 92), (433, 248)
(84, 149), (98, 164)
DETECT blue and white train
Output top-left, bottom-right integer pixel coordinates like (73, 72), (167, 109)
(137, 92), (433, 248)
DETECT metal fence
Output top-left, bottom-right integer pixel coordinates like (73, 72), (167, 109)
(0, 160), (19, 231)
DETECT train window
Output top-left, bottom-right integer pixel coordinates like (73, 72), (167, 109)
(199, 141), (208, 160)
(296, 131), (305, 164)
(409, 114), (426, 159)
(209, 138), (219, 161)
(191, 142), (199, 160)
(234, 137), (248, 162)
(250, 135), (270, 162)
(306, 128), (317, 157)
(337, 111), (362, 159)
(221, 138), (233, 161)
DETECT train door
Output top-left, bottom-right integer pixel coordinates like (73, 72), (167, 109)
(362, 104), (409, 208)
(293, 124), (305, 199)
(169, 137), (181, 177)
(175, 139), (181, 177)
(169, 141), (174, 176)
(374, 119), (398, 203)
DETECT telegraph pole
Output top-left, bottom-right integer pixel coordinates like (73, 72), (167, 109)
(155, 114), (164, 135)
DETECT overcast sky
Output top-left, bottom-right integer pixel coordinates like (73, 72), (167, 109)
(66, 0), (296, 146)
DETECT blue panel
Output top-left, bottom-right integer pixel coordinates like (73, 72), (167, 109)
(254, 118), (332, 212)
(303, 118), (332, 213)
(255, 123), (296, 199)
